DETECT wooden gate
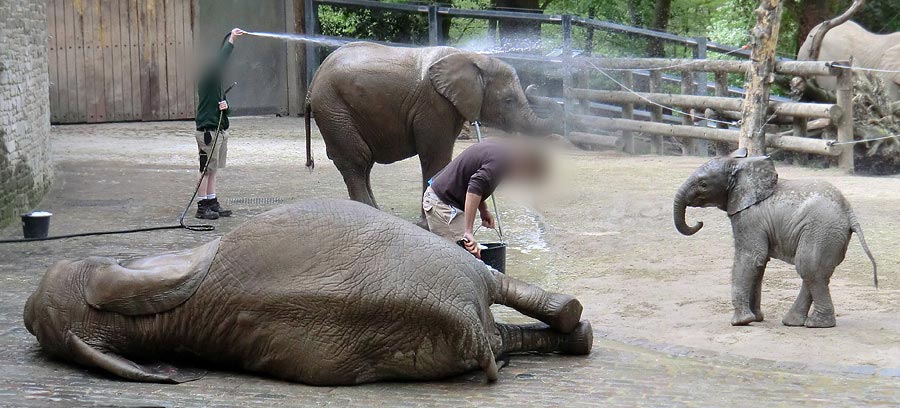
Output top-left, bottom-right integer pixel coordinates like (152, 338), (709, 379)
(47, 0), (196, 123)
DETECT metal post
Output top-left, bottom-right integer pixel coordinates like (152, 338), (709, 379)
(304, 0), (319, 90)
(835, 61), (854, 172)
(428, 5), (442, 46)
(561, 15), (572, 139)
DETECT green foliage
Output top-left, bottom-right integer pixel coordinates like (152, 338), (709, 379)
(318, 3), (429, 44)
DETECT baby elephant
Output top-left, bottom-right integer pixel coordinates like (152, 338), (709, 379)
(673, 149), (876, 328)
(24, 199), (591, 385)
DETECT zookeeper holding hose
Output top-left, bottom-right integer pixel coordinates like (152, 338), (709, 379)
(193, 27), (244, 220)
(424, 139), (547, 257)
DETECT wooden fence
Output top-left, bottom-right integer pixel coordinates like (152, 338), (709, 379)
(47, 0), (196, 124)
(302, 0), (856, 170)
(564, 58), (855, 170)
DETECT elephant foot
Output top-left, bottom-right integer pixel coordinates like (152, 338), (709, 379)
(558, 320), (593, 355)
(805, 312), (836, 328)
(752, 310), (765, 322)
(781, 312), (807, 327)
(730, 310), (758, 326)
(544, 294), (583, 334)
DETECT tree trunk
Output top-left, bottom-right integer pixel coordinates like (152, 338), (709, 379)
(739, 0), (784, 156)
(645, 0), (673, 57)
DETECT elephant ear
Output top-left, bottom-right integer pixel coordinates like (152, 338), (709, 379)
(880, 44), (900, 86)
(83, 238), (220, 316)
(65, 330), (205, 383)
(428, 52), (486, 122)
(727, 156), (778, 216)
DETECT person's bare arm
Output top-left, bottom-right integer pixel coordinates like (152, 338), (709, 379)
(463, 192), (482, 258)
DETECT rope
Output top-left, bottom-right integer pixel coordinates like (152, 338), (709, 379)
(585, 60), (740, 127)
(829, 64), (900, 74)
(828, 134), (900, 146)
(590, 45), (751, 72)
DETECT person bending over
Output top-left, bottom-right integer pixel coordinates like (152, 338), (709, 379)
(194, 28), (244, 220)
(423, 139), (546, 257)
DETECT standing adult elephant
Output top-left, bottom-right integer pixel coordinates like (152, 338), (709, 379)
(798, 21), (900, 100)
(304, 42), (563, 210)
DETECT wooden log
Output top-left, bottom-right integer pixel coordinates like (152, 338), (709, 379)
(621, 71), (635, 153)
(649, 70), (664, 154)
(566, 89), (842, 120)
(713, 71), (732, 155)
(568, 132), (621, 149)
(835, 62), (854, 171)
(739, 0), (784, 155)
(573, 57), (837, 77)
(680, 70), (695, 155)
(569, 115), (839, 156)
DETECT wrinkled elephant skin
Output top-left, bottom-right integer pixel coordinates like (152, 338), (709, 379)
(24, 199), (592, 385)
(305, 42), (563, 212)
(673, 149), (877, 328)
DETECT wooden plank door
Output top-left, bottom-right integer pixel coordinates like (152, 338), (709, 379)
(47, 0), (195, 124)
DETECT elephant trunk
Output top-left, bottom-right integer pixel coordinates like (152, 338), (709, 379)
(674, 177), (703, 236)
(520, 86), (565, 136)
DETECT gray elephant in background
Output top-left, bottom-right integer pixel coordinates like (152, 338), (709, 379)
(24, 199), (591, 385)
(304, 42), (563, 211)
(673, 149), (877, 328)
(798, 21), (900, 100)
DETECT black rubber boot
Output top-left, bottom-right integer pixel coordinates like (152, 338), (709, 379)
(209, 198), (232, 217)
(195, 199), (219, 220)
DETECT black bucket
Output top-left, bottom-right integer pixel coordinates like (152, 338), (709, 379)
(480, 242), (506, 273)
(21, 211), (52, 239)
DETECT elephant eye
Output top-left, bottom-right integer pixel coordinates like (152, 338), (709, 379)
(504, 97), (514, 104)
(699, 181), (708, 189)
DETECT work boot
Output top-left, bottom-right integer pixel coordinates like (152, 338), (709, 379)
(195, 199), (219, 220)
(208, 198), (232, 217)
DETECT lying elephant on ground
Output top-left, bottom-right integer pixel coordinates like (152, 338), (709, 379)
(304, 42), (563, 213)
(24, 199), (591, 385)
(673, 149), (877, 328)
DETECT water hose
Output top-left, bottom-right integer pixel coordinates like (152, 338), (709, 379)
(0, 83), (237, 243)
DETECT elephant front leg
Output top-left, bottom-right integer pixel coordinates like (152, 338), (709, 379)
(730, 252), (768, 326)
(749, 267), (765, 322)
(782, 281), (812, 326)
(494, 273), (583, 333)
(496, 322), (593, 356)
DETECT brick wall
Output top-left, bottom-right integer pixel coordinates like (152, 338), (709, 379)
(0, 0), (52, 226)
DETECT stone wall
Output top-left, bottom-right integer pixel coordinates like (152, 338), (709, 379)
(0, 0), (52, 226)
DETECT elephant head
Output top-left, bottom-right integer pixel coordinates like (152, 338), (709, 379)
(673, 148), (778, 236)
(428, 51), (564, 135)
(23, 240), (219, 383)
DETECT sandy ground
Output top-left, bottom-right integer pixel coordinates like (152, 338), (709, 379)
(9, 116), (900, 374)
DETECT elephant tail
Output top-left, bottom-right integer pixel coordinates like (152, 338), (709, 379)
(850, 210), (878, 288)
(304, 93), (314, 170)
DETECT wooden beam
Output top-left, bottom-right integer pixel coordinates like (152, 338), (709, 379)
(566, 89), (842, 120)
(573, 58), (837, 76)
(738, 0), (784, 155)
(568, 115), (839, 156)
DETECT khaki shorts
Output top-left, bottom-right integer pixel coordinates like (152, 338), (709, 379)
(195, 130), (227, 171)
(423, 186), (469, 242)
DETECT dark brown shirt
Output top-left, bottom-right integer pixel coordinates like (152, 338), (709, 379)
(430, 140), (511, 210)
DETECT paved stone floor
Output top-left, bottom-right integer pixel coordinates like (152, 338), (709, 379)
(1, 118), (899, 407)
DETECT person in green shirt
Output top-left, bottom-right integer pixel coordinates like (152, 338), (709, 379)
(194, 27), (244, 220)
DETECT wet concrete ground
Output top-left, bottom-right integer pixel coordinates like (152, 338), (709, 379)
(2, 118), (899, 406)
